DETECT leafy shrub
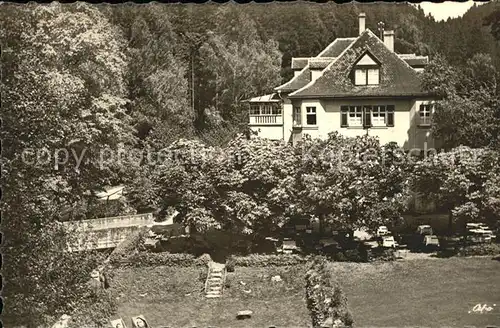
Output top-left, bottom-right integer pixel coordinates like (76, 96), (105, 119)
(197, 253), (212, 266)
(305, 258), (354, 327)
(108, 227), (149, 263)
(334, 252), (347, 262)
(344, 249), (363, 262)
(198, 267), (208, 283)
(67, 288), (117, 328)
(225, 257), (236, 272)
(224, 275), (232, 289)
(371, 248), (396, 262)
(456, 243), (500, 257)
(230, 254), (308, 267)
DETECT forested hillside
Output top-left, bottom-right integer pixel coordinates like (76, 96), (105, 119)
(103, 1), (500, 147)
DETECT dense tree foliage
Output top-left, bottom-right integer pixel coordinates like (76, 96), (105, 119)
(153, 134), (409, 236)
(295, 134), (409, 232)
(1, 3), (136, 326)
(154, 136), (300, 236)
(422, 53), (500, 149)
(409, 147), (500, 231)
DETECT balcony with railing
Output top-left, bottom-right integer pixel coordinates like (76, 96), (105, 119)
(248, 102), (283, 125)
(249, 114), (283, 125)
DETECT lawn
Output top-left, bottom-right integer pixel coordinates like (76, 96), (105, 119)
(110, 257), (500, 327)
(329, 257), (500, 327)
(110, 265), (310, 327)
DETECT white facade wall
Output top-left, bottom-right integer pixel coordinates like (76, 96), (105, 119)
(252, 97), (438, 150)
(250, 125), (283, 140)
(292, 99), (413, 147)
(282, 96), (293, 142)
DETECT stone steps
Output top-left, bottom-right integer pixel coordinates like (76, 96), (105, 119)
(204, 261), (226, 298)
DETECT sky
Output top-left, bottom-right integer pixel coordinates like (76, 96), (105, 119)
(418, 0), (490, 21)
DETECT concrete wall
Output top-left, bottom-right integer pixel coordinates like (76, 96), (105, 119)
(64, 213), (154, 251)
(71, 226), (143, 250)
(69, 212), (154, 231)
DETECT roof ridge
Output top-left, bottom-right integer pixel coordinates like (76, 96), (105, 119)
(317, 37), (355, 58)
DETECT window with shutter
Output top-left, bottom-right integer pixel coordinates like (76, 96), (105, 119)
(343, 104), (394, 127)
(363, 106), (372, 128)
(387, 105), (395, 127)
(340, 106), (348, 127)
(371, 105), (386, 126)
(348, 106), (362, 126)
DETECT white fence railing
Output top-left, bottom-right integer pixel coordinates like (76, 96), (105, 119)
(249, 115), (283, 125)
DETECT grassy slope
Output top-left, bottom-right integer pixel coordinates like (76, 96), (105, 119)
(111, 265), (310, 328)
(111, 257), (500, 327)
(330, 257), (500, 327)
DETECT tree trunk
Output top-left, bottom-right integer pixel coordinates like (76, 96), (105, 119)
(319, 214), (324, 237)
(448, 209), (453, 236)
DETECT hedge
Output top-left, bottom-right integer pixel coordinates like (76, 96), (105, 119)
(305, 258), (354, 328)
(110, 252), (210, 267)
(327, 247), (395, 263)
(229, 254), (309, 267)
(66, 288), (117, 328)
(456, 243), (500, 257)
(110, 248), (397, 269)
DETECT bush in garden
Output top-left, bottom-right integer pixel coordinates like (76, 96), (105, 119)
(305, 258), (353, 328)
(225, 257), (236, 272)
(457, 243), (500, 256)
(197, 253), (212, 266)
(230, 254), (308, 267)
(371, 248), (396, 262)
(224, 275), (232, 289)
(344, 249), (363, 262)
(110, 252), (202, 267)
(67, 288), (117, 328)
(334, 252), (347, 262)
(198, 267), (208, 283)
(108, 227), (149, 263)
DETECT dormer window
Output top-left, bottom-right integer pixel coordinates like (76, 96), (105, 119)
(355, 68), (379, 85)
(353, 53), (380, 86)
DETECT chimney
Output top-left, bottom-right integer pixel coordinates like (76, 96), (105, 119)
(384, 30), (394, 52)
(358, 13), (366, 36)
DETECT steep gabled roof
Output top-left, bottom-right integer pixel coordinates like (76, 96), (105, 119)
(398, 53), (429, 67)
(243, 93), (281, 103)
(275, 38), (356, 93)
(291, 57), (309, 70)
(309, 57), (337, 69)
(318, 37), (357, 57)
(289, 29), (436, 99)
